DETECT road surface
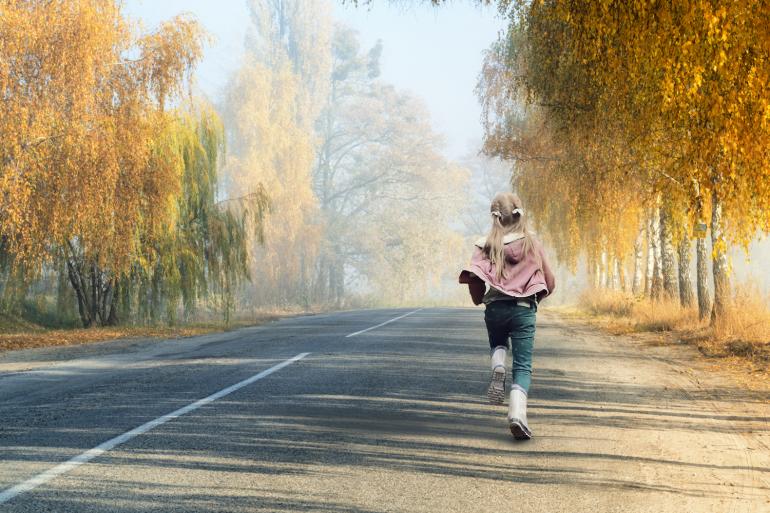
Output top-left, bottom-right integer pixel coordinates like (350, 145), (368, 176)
(0, 308), (768, 512)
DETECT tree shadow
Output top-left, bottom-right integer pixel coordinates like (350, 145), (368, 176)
(1, 308), (768, 511)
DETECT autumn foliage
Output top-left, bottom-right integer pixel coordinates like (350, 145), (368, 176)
(0, 0), (259, 327)
(0, 0), (204, 270)
(0, 0), (470, 330)
(478, 0), (770, 323)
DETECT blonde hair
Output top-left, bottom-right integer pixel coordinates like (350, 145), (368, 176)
(484, 192), (538, 280)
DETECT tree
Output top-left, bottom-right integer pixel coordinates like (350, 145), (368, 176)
(0, 0), (206, 326)
(125, 105), (266, 326)
(313, 26), (467, 305)
(223, 0), (332, 309)
(478, 1), (770, 322)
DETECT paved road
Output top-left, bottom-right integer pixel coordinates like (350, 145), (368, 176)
(0, 308), (768, 512)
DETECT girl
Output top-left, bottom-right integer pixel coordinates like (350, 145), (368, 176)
(459, 192), (555, 440)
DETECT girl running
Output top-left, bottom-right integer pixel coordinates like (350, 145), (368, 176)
(459, 192), (555, 440)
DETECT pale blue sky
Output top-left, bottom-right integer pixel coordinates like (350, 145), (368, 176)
(123, 0), (505, 159)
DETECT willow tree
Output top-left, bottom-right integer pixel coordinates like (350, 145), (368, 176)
(118, 105), (267, 326)
(0, 0), (207, 326)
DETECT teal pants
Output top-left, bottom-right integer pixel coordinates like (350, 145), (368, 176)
(484, 300), (537, 393)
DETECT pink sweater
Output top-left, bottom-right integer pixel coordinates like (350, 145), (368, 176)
(458, 233), (556, 305)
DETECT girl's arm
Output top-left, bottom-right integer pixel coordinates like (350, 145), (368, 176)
(539, 243), (556, 299)
(459, 270), (486, 305)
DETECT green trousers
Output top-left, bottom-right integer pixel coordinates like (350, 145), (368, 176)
(484, 300), (537, 393)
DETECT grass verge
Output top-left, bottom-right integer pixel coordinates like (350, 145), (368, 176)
(559, 287), (770, 387)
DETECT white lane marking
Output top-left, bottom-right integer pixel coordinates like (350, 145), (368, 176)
(345, 309), (423, 338)
(0, 352), (310, 505)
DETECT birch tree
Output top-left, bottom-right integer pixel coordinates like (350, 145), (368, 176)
(477, 0), (770, 322)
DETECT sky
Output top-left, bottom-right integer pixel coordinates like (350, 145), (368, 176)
(122, 0), (507, 160)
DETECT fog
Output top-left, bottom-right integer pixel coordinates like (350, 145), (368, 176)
(4, 0), (765, 330)
(121, 0), (512, 311)
(127, 0), (770, 311)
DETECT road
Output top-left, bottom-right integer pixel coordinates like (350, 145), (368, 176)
(0, 308), (768, 512)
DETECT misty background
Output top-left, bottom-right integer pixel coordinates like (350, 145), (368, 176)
(3, 0), (768, 331)
(121, 0), (526, 310)
(125, 0), (770, 309)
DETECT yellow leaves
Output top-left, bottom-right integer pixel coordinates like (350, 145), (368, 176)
(137, 13), (207, 106)
(688, 67), (704, 98)
(481, 0), (770, 268)
(221, 1), (330, 303)
(0, 0), (205, 273)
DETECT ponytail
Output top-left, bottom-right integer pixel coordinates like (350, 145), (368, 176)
(483, 192), (538, 280)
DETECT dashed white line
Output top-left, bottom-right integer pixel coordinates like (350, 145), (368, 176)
(346, 309), (423, 338)
(0, 352), (310, 505)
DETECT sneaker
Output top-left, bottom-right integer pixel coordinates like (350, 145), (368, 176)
(486, 368), (506, 405)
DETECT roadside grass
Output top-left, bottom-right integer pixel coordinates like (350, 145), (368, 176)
(0, 310), (299, 353)
(570, 286), (770, 382)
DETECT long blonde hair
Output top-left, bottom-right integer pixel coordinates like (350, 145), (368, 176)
(484, 192), (537, 280)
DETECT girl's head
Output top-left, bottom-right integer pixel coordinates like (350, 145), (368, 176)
(484, 192), (536, 280)
(489, 192), (527, 231)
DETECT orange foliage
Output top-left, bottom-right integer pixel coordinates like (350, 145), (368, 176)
(0, 0), (205, 272)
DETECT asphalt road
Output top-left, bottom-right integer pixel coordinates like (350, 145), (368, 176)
(0, 308), (768, 512)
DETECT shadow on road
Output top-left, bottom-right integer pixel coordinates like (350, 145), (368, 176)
(2, 309), (767, 511)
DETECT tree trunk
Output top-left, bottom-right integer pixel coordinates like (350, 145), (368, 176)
(649, 208), (663, 299)
(56, 258), (75, 321)
(645, 218), (654, 296)
(107, 278), (119, 325)
(620, 257), (627, 291)
(315, 254), (329, 303)
(90, 263), (98, 324)
(64, 242), (119, 327)
(677, 231), (695, 308)
(600, 250), (608, 289)
(694, 184), (711, 319)
(611, 257), (621, 290)
(332, 259), (345, 308)
(100, 274), (112, 325)
(696, 235), (711, 319)
(659, 206), (678, 298)
(710, 190), (730, 321)
(632, 223), (644, 295)
(593, 259), (601, 289)
(66, 258), (92, 328)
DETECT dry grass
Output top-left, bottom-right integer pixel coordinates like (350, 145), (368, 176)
(577, 286), (770, 376)
(579, 289), (698, 333)
(708, 289), (770, 363)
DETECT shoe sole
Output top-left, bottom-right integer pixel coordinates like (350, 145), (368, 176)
(509, 420), (532, 440)
(486, 370), (506, 405)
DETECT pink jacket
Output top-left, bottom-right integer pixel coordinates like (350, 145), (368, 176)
(458, 233), (556, 305)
